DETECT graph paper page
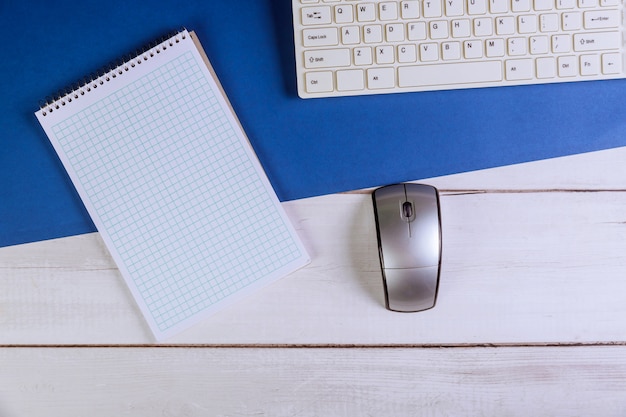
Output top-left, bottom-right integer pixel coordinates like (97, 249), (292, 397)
(35, 30), (309, 340)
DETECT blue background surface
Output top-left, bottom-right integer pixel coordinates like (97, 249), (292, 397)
(2, 0), (626, 247)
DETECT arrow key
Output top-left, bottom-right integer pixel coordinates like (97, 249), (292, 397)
(602, 52), (622, 74)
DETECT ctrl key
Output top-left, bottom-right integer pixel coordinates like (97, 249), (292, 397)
(305, 71), (333, 93)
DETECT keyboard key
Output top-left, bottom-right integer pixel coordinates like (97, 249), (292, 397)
(512, 0), (531, 12)
(301, 6), (332, 25)
(302, 28), (339, 47)
(357, 3), (377, 21)
(442, 41), (462, 60)
(334, 4), (354, 23)
(401, 1), (421, 18)
(530, 35), (550, 54)
(580, 54), (600, 75)
(474, 18), (493, 36)
(367, 67), (396, 89)
(584, 10), (620, 29)
(578, 0), (598, 7)
(452, 19), (471, 37)
(354, 47), (373, 65)
(376, 45), (395, 64)
(364, 25), (383, 43)
(464, 39), (484, 58)
(337, 69), (365, 91)
(508, 37), (528, 55)
(420, 43), (440, 61)
(408, 22), (428, 40)
(342, 26), (361, 44)
(304, 49), (350, 68)
(398, 61), (502, 87)
(386, 23), (406, 41)
(518, 15), (538, 33)
(490, 0), (509, 13)
(446, 0), (465, 16)
(423, 0), (443, 17)
(558, 55), (578, 76)
(379, 2), (399, 20)
(398, 44), (418, 62)
(430, 20), (449, 39)
(468, 0), (488, 14)
(486, 38), (506, 56)
(305, 71), (333, 92)
(539, 13), (559, 32)
(536, 56), (557, 77)
(506, 58), (534, 79)
(602, 52), (621, 74)
(562, 12), (583, 30)
(496, 16), (515, 35)
(552, 34), (572, 52)
(557, 0), (576, 8)
(534, 0), (555, 10)
(574, 31), (621, 51)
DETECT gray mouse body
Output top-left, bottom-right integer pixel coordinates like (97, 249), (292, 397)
(372, 183), (442, 312)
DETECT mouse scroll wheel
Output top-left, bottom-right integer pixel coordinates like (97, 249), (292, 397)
(402, 201), (414, 219)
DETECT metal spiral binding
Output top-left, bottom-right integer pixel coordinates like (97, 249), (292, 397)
(40, 29), (187, 117)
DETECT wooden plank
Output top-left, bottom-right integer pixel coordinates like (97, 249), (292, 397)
(2, 147), (625, 344)
(2, 346), (626, 416)
(423, 146), (626, 190)
(1, 188), (625, 345)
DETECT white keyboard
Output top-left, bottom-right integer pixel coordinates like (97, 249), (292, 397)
(292, 0), (626, 98)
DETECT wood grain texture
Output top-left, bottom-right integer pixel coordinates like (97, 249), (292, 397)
(1, 147), (625, 345)
(2, 147), (626, 414)
(2, 346), (626, 417)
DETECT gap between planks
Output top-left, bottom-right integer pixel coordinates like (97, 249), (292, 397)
(345, 188), (626, 195)
(2, 342), (626, 349)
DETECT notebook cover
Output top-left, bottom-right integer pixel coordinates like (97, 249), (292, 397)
(2, 0), (626, 247)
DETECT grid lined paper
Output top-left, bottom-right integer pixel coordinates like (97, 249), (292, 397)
(36, 31), (308, 339)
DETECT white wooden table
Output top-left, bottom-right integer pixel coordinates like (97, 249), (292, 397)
(2, 147), (626, 416)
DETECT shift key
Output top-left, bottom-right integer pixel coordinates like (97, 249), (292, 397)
(574, 31), (620, 51)
(304, 49), (351, 69)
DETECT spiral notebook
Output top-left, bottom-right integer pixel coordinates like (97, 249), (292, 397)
(34, 29), (310, 340)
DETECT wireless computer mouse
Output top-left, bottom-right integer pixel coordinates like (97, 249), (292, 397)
(372, 183), (442, 312)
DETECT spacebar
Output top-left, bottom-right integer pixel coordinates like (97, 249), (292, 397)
(398, 61), (503, 87)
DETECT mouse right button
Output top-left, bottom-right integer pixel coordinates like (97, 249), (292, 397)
(384, 266), (439, 312)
